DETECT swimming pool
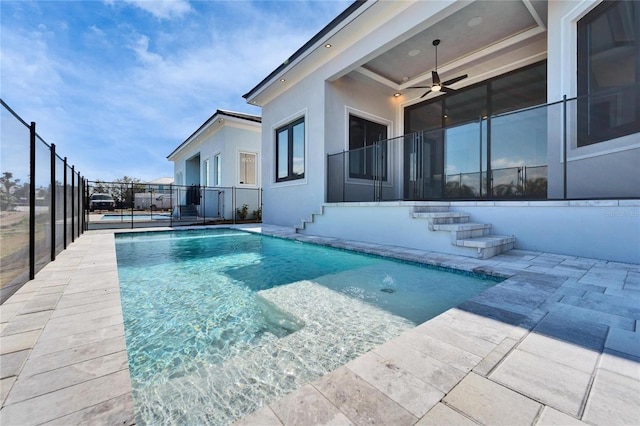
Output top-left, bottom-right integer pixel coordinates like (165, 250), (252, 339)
(115, 228), (499, 425)
(101, 213), (171, 221)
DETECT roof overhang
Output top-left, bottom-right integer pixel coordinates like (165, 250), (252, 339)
(167, 110), (261, 161)
(244, 0), (548, 106)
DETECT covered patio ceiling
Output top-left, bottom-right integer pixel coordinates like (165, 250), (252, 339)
(355, 0), (548, 91)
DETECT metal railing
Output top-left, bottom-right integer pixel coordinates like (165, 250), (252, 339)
(328, 85), (640, 202)
(85, 181), (262, 229)
(1, 99), (85, 304)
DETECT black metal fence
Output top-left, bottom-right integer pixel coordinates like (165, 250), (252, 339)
(1, 99), (85, 304)
(328, 88), (640, 202)
(85, 181), (262, 229)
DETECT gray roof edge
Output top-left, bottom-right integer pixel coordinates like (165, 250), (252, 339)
(167, 109), (262, 160)
(242, 0), (368, 101)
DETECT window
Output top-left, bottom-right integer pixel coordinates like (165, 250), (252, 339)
(578, 0), (640, 146)
(238, 152), (257, 185)
(348, 114), (388, 180)
(275, 118), (305, 182)
(203, 159), (210, 187)
(213, 154), (221, 186)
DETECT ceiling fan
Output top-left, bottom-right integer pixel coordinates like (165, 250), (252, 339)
(410, 39), (468, 98)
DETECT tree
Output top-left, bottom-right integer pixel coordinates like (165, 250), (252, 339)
(91, 176), (144, 209)
(0, 172), (20, 211)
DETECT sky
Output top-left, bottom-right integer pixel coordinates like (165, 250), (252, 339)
(1, 0), (351, 183)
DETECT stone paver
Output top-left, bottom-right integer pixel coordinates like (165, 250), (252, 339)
(582, 369), (640, 425)
(346, 350), (444, 417)
(491, 348), (592, 416)
(443, 372), (542, 425)
(313, 366), (418, 425)
(269, 383), (353, 425)
(416, 403), (478, 425)
(1, 225), (639, 426)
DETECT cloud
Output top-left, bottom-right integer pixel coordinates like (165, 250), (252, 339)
(1, 0), (351, 181)
(121, 0), (193, 20)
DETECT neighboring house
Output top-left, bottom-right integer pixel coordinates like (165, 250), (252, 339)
(167, 109), (261, 220)
(244, 0), (639, 263)
(133, 177), (174, 210)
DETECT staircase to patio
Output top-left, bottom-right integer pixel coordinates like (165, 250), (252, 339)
(178, 204), (199, 218)
(295, 202), (516, 260)
(411, 205), (515, 259)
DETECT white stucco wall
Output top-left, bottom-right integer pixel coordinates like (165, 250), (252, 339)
(261, 73), (328, 227)
(301, 201), (640, 264)
(546, 0), (640, 198)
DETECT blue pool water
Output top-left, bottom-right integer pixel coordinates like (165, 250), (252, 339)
(101, 213), (171, 221)
(115, 228), (499, 425)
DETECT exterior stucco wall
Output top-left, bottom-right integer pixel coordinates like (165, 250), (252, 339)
(171, 124), (260, 188)
(546, 0), (640, 199)
(325, 73), (401, 201)
(301, 201), (640, 264)
(261, 74), (326, 227)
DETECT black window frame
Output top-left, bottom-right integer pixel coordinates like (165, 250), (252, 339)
(275, 117), (305, 182)
(577, 0), (640, 146)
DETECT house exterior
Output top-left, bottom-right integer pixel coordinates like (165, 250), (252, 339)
(244, 0), (639, 263)
(167, 109), (261, 220)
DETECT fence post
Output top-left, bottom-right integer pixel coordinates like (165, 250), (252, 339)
(63, 157), (68, 249)
(486, 114), (492, 198)
(29, 122), (36, 280)
(563, 95), (567, 200)
(478, 116), (484, 198)
(50, 143), (56, 261)
(130, 182), (134, 229)
(71, 166), (75, 242)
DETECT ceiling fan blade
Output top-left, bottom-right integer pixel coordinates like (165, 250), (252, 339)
(432, 70), (440, 85)
(442, 74), (468, 87)
(440, 86), (455, 93)
(420, 89), (433, 98)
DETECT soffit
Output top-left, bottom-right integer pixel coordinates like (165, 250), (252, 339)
(361, 0), (547, 86)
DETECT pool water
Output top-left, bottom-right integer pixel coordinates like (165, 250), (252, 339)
(115, 228), (499, 425)
(101, 213), (171, 221)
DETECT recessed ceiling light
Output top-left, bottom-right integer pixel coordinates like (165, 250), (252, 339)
(408, 49), (420, 57)
(468, 16), (483, 27)
(280, 78), (286, 82)
(325, 43), (332, 48)
(393, 93), (401, 97)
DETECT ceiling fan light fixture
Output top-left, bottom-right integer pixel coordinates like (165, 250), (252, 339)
(431, 84), (441, 92)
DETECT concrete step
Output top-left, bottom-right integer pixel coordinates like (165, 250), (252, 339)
(178, 205), (199, 217)
(412, 204), (450, 213)
(455, 235), (516, 260)
(411, 212), (471, 224)
(432, 223), (492, 241)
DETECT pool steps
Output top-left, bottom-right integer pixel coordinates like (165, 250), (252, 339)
(411, 207), (515, 259)
(295, 205), (515, 260)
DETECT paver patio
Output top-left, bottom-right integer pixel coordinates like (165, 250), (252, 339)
(1, 225), (638, 425)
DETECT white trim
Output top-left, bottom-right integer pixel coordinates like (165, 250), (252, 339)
(522, 0), (546, 29)
(568, 136), (640, 162)
(270, 108), (308, 188)
(213, 152), (222, 187)
(236, 149), (259, 187)
(559, 0), (602, 99)
(344, 106), (395, 189)
(202, 158), (210, 187)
